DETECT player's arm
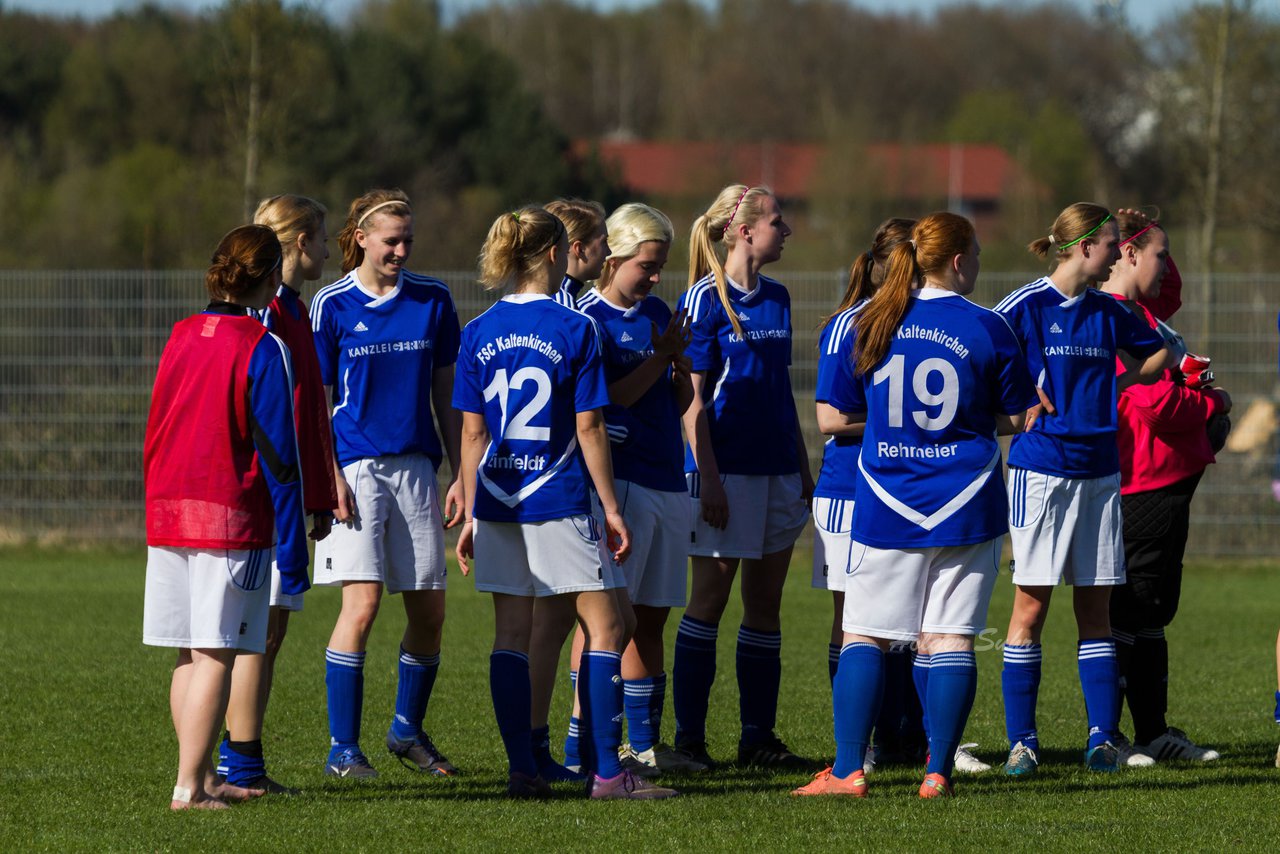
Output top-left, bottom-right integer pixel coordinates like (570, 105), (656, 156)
(815, 402), (865, 437)
(322, 385), (357, 523)
(793, 401), (814, 502)
(432, 365), (464, 528)
(249, 336), (309, 594)
(453, 410), (487, 575)
(1117, 344), (1171, 392)
(608, 309), (690, 408)
(681, 371), (728, 529)
(996, 411), (1027, 435)
(578, 408), (631, 564)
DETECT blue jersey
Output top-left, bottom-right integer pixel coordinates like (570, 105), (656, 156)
(311, 270), (460, 468)
(827, 290), (1038, 548)
(813, 301), (868, 500)
(554, 275), (587, 310)
(996, 277), (1164, 478)
(679, 274), (798, 476)
(453, 294), (611, 523)
(578, 290), (686, 493)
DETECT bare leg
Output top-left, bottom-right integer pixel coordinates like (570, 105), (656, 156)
(171, 647), (260, 809)
(528, 596), (577, 729)
(1006, 585), (1054, 646)
(329, 581), (383, 652)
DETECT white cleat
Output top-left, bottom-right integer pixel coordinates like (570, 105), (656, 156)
(953, 743), (993, 774)
(1141, 728), (1220, 762)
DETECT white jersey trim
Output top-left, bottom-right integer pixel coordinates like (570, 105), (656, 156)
(858, 447), (1000, 531)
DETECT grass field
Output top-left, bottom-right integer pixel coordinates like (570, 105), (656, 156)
(2, 544), (1279, 852)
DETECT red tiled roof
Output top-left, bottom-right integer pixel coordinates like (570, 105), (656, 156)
(572, 139), (1030, 202)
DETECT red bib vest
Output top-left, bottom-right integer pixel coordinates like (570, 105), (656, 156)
(145, 313), (275, 549)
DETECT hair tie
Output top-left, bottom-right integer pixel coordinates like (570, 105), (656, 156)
(1057, 213), (1112, 251)
(722, 187), (752, 235)
(357, 199), (410, 228)
(1047, 233), (1056, 245)
(511, 211), (522, 223)
(908, 239), (917, 250)
(1119, 221), (1160, 247)
(865, 250), (874, 264)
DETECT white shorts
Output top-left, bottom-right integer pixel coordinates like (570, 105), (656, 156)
(1007, 468), (1125, 587)
(616, 481), (689, 607)
(269, 562), (304, 611)
(688, 472), (808, 559)
(842, 538), (1002, 642)
(314, 454), (447, 594)
(811, 496), (854, 591)
(472, 510), (626, 597)
(143, 546), (272, 652)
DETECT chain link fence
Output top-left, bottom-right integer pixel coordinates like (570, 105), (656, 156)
(2, 269), (1277, 555)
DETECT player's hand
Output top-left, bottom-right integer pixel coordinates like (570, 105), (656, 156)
(333, 472), (357, 524)
(800, 468), (815, 505)
(603, 510), (631, 564)
(1023, 387), (1056, 433)
(650, 309), (691, 359)
(309, 512), (333, 541)
(455, 519), (474, 576)
(700, 476), (730, 530)
(442, 477), (464, 529)
(671, 353), (693, 384)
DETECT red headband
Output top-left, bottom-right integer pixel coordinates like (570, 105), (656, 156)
(1119, 222), (1160, 247)
(722, 187), (752, 235)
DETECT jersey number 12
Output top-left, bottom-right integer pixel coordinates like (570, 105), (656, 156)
(484, 367), (552, 440)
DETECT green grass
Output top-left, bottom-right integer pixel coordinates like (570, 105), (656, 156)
(2, 544), (1279, 851)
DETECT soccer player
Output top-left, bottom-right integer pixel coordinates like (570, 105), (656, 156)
(793, 211), (1036, 799)
(143, 224), (307, 809)
(996, 203), (1170, 775)
(216, 195), (340, 795)
(453, 206), (676, 800)
(814, 219), (927, 772)
(1101, 208), (1228, 763)
(673, 184), (814, 769)
(529, 197), (613, 780)
(578, 202), (705, 774)
(311, 189), (464, 779)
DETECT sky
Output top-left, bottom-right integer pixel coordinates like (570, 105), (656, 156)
(0, 0), (1217, 29)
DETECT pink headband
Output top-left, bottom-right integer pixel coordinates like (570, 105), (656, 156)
(722, 187), (752, 235)
(1119, 222), (1160, 247)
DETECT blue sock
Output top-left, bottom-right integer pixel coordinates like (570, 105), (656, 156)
(651, 672), (667, 746)
(531, 725), (555, 769)
(490, 650), (537, 778)
(1002, 643), (1041, 752)
(827, 643), (840, 686)
(624, 676), (659, 753)
(325, 648), (365, 756)
(912, 653), (932, 740)
(1274, 690), (1280, 724)
(1079, 639), (1120, 751)
(391, 647), (439, 741)
(563, 669), (582, 770)
(875, 646), (910, 746)
(832, 643), (883, 778)
(925, 651), (977, 778)
(673, 615), (718, 745)
(737, 625), (782, 745)
(216, 734), (266, 786)
(580, 650), (624, 779)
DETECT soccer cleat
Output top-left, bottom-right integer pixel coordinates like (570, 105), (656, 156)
(505, 771), (553, 800)
(387, 729), (458, 776)
(862, 745), (877, 775)
(953, 743), (992, 774)
(589, 769), (679, 800)
(618, 744), (662, 778)
(623, 742), (710, 774)
(237, 774), (300, 795)
(918, 772), (953, 798)
(737, 735), (818, 771)
(1003, 741), (1039, 777)
(673, 740), (718, 771)
(1084, 741), (1121, 772)
(1111, 733), (1156, 767)
(1140, 728), (1221, 762)
(325, 747), (379, 779)
(790, 767), (868, 798)
(537, 760), (587, 783)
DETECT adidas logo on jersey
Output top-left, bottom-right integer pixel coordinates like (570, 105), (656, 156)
(620, 332), (633, 342)
(354, 321), (369, 332)
(737, 311), (749, 321)
(1049, 322), (1063, 333)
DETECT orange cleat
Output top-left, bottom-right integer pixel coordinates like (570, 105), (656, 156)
(918, 772), (953, 798)
(790, 767), (868, 798)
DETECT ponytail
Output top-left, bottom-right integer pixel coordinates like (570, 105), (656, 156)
(820, 217), (916, 333)
(688, 184), (774, 338)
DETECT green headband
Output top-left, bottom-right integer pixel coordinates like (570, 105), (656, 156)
(1054, 214), (1112, 251)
